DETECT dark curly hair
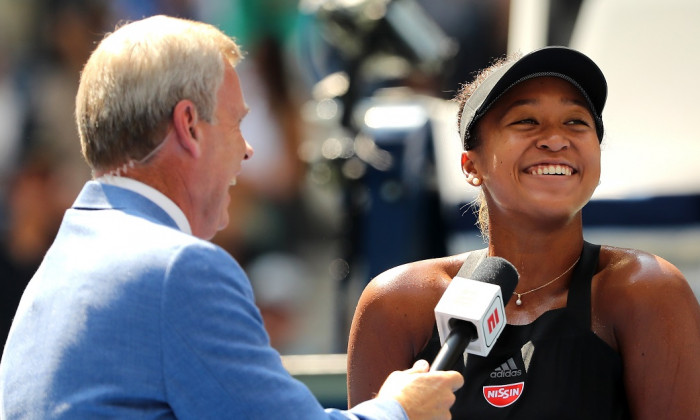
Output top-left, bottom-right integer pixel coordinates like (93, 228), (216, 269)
(452, 52), (520, 238)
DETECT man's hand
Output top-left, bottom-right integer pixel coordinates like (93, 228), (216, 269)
(377, 359), (463, 420)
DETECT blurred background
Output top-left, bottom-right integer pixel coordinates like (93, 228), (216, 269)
(1, 0), (698, 407)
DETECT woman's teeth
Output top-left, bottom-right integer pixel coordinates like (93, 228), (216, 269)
(529, 165), (573, 176)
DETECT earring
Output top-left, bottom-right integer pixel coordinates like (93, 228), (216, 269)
(472, 177), (481, 186)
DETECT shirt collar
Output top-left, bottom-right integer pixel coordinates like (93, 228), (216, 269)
(96, 175), (192, 235)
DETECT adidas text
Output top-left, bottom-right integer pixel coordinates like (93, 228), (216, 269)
(490, 369), (522, 378)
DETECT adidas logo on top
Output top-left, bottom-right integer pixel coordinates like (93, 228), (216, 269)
(490, 357), (522, 378)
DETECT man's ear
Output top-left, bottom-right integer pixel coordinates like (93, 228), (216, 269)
(172, 99), (201, 158)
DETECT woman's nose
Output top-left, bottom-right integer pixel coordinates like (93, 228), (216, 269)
(536, 128), (570, 152)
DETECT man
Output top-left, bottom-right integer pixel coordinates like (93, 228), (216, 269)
(0, 15), (462, 419)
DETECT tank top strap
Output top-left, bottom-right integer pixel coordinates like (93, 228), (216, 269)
(565, 241), (602, 329)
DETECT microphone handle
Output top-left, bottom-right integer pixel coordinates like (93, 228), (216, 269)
(429, 321), (476, 372)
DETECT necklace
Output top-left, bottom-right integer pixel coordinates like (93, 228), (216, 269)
(514, 256), (581, 306)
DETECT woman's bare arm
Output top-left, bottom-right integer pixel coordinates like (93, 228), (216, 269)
(599, 249), (700, 419)
(347, 257), (459, 406)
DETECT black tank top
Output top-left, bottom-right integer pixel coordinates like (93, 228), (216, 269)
(415, 242), (631, 419)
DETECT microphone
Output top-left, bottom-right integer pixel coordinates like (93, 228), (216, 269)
(430, 257), (519, 371)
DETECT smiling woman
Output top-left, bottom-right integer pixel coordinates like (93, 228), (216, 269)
(464, 76), (602, 235)
(346, 46), (700, 419)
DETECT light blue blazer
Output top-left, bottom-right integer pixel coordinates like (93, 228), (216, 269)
(0, 181), (405, 420)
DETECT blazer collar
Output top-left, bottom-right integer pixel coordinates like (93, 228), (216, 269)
(72, 181), (181, 232)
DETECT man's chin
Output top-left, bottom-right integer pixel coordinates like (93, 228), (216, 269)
(218, 221), (229, 233)
(217, 212), (230, 234)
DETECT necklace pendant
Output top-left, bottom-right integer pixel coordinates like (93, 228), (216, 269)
(510, 255), (580, 308)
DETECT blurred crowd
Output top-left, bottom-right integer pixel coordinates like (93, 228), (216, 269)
(1, 0), (585, 356)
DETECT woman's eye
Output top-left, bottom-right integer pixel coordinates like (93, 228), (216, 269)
(512, 118), (537, 125)
(566, 119), (591, 126)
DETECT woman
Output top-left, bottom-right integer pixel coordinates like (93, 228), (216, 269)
(347, 46), (700, 419)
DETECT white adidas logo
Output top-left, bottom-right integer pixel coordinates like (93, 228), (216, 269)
(490, 357), (522, 378)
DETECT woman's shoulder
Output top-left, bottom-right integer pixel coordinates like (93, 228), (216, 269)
(367, 252), (476, 303)
(354, 253), (476, 333)
(597, 245), (687, 290)
(593, 245), (695, 344)
(352, 252), (479, 357)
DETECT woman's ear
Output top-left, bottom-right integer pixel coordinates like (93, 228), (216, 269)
(172, 99), (202, 158)
(461, 152), (470, 175)
(461, 151), (481, 187)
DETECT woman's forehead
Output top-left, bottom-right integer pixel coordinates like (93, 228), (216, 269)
(493, 77), (590, 110)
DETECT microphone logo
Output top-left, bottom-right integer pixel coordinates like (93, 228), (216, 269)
(487, 308), (500, 333)
(481, 295), (505, 347)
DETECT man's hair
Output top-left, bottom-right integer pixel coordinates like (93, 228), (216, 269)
(76, 15), (243, 171)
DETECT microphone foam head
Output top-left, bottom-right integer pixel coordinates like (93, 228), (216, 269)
(471, 257), (519, 304)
